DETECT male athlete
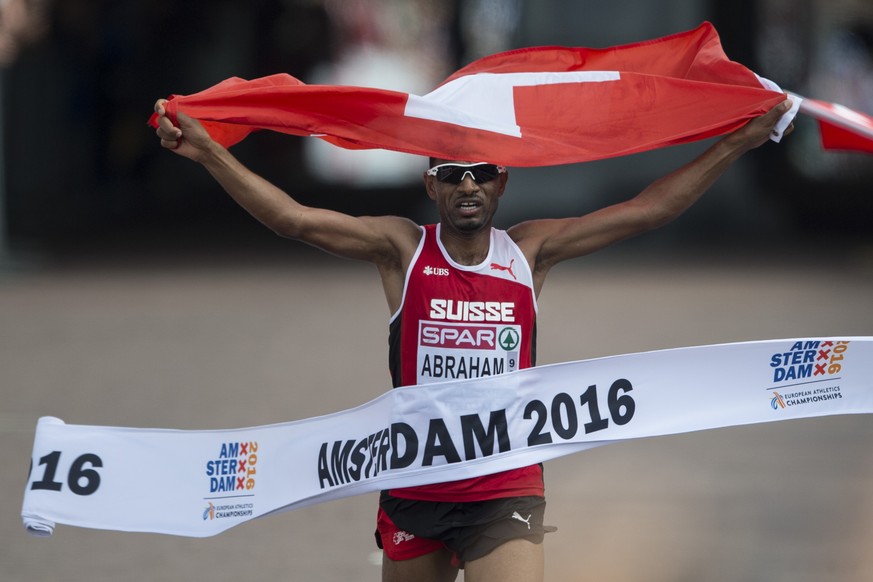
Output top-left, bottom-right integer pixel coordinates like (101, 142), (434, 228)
(154, 97), (793, 582)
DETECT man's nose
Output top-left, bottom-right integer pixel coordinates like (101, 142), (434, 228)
(458, 173), (479, 190)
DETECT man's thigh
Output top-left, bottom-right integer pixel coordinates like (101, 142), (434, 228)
(463, 538), (544, 582)
(382, 547), (459, 582)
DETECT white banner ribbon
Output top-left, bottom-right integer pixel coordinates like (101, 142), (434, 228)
(21, 337), (873, 538)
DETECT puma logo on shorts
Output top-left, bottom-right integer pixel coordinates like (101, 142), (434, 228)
(510, 511), (532, 530)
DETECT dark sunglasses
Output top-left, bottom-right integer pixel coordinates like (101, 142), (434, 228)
(426, 163), (506, 184)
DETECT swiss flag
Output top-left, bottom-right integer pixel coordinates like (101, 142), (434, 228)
(149, 22), (871, 166)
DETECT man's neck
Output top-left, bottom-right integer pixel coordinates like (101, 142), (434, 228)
(439, 224), (491, 266)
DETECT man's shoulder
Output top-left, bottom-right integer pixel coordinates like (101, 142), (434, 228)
(366, 216), (425, 259)
(505, 218), (549, 243)
(363, 215), (423, 234)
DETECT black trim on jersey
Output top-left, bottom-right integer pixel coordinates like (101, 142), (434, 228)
(388, 314), (403, 388)
(531, 320), (537, 367)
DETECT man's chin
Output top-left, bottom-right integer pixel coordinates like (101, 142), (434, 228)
(453, 218), (487, 233)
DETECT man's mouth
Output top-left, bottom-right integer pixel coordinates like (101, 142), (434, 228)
(457, 200), (481, 215)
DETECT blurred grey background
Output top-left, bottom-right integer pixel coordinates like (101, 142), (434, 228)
(1, 0), (871, 258)
(1, 0), (872, 581)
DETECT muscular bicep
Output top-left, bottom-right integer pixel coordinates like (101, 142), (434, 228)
(276, 208), (419, 265)
(279, 210), (420, 313)
(511, 199), (655, 285)
(195, 146), (419, 267)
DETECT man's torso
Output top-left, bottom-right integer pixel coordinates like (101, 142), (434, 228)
(387, 224), (544, 501)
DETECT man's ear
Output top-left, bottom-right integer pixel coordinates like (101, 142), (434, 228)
(423, 173), (438, 201)
(496, 171), (508, 198)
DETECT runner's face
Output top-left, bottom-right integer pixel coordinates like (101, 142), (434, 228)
(424, 160), (507, 234)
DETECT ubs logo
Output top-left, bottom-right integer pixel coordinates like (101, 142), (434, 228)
(423, 266), (450, 276)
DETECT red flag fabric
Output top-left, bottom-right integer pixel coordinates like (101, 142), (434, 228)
(799, 99), (873, 155)
(149, 22), (870, 166)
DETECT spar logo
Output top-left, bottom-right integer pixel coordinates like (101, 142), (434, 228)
(498, 327), (519, 351)
(420, 323), (520, 352)
(422, 322), (497, 350)
(205, 441), (259, 494)
(768, 340), (850, 383)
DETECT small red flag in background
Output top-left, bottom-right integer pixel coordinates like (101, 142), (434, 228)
(800, 99), (873, 154)
(149, 22), (872, 166)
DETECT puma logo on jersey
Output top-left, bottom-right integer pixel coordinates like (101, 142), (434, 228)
(490, 259), (517, 280)
(510, 511), (532, 530)
(423, 266), (450, 276)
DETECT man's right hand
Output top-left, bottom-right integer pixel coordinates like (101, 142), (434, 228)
(153, 99), (215, 162)
(723, 99), (795, 153)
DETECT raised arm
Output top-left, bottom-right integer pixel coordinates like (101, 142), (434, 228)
(153, 100), (421, 311)
(510, 100), (794, 294)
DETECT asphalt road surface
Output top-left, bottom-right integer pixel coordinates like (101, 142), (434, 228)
(3, 243), (873, 581)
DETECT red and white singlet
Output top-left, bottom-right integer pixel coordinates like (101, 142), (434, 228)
(387, 223), (544, 502)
